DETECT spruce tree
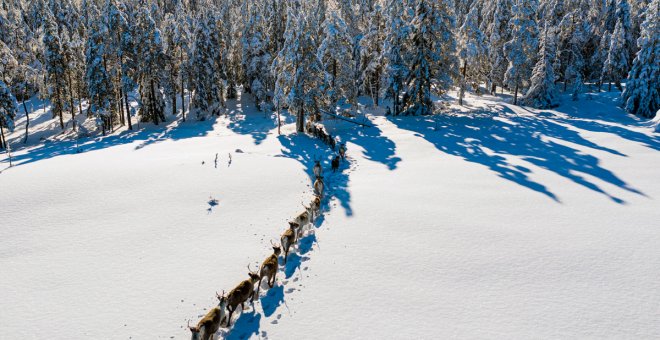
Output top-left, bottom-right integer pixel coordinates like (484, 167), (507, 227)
(522, 22), (560, 108)
(622, 0), (659, 118)
(403, 0), (457, 115)
(504, 0), (539, 105)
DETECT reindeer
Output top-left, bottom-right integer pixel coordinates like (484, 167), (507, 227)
(311, 195), (321, 214)
(314, 175), (325, 197)
(281, 222), (298, 264)
(313, 158), (323, 178)
(225, 265), (260, 327)
(255, 242), (281, 298)
(293, 207), (312, 239)
(338, 143), (347, 159)
(306, 120), (313, 134)
(328, 134), (336, 151)
(331, 155), (340, 172)
(188, 293), (227, 340)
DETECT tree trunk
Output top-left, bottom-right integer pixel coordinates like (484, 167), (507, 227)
(150, 79), (160, 125)
(374, 68), (380, 107)
(23, 99), (30, 144)
(124, 91), (132, 130)
(118, 87), (125, 126)
(296, 106), (304, 133)
(277, 107), (281, 135)
(0, 124), (5, 149)
(67, 72), (76, 125)
(513, 80), (519, 105)
(180, 50), (186, 122)
(459, 61), (467, 106)
(56, 80), (64, 130)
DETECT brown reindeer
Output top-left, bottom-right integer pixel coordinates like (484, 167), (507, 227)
(313, 159), (323, 178)
(313, 175), (325, 197)
(311, 195), (321, 215)
(225, 265), (260, 327)
(188, 293), (227, 340)
(338, 143), (347, 159)
(281, 222), (298, 264)
(256, 242), (281, 299)
(331, 155), (340, 172)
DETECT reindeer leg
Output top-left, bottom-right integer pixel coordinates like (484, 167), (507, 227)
(255, 277), (263, 300)
(226, 308), (233, 327)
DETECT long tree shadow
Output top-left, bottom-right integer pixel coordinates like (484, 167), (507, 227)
(2, 116), (217, 169)
(388, 104), (645, 204)
(277, 132), (353, 216)
(225, 92), (286, 145)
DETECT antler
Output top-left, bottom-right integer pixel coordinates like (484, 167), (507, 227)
(270, 240), (276, 247)
(216, 290), (225, 299)
(247, 263), (255, 274)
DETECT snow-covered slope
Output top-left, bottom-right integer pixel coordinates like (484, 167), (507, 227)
(1, 92), (659, 339)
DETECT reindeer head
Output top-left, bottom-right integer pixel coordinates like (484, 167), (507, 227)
(270, 240), (282, 255)
(288, 221), (300, 230)
(216, 290), (227, 308)
(247, 264), (260, 282)
(188, 321), (201, 340)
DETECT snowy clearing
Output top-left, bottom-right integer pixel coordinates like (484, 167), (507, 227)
(1, 91), (660, 339)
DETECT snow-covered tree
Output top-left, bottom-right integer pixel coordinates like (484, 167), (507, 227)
(318, 12), (356, 114)
(383, 0), (411, 116)
(403, 0), (457, 115)
(504, 0), (539, 105)
(484, 0), (511, 94)
(622, 0), (659, 118)
(359, 3), (385, 106)
(0, 79), (17, 150)
(457, 6), (488, 104)
(190, 14), (223, 120)
(601, 19), (629, 91)
(522, 22), (560, 108)
(134, 7), (166, 125)
(43, 9), (67, 129)
(85, 19), (114, 134)
(272, 1), (321, 132)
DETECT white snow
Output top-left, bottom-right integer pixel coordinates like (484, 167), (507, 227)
(1, 91), (659, 339)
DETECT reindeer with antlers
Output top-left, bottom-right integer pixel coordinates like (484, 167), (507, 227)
(313, 157), (323, 178)
(188, 291), (227, 340)
(255, 242), (282, 298)
(281, 222), (298, 264)
(314, 175), (325, 197)
(225, 265), (260, 327)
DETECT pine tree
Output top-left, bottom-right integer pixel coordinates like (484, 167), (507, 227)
(504, 0), (539, 105)
(522, 22), (560, 108)
(383, 0), (411, 116)
(43, 9), (67, 129)
(457, 6), (488, 105)
(318, 12), (356, 115)
(484, 0), (512, 94)
(190, 14), (223, 120)
(134, 7), (166, 125)
(622, 0), (659, 118)
(601, 19), (629, 91)
(272, 1), (321, 132)
(84, 18), (114, 135)
(403, 0), (457, 115)
(0, 79), (17, 151)
(358, 3), (385, 106)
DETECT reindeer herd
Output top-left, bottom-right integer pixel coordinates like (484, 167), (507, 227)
(187, 124), (346, 340)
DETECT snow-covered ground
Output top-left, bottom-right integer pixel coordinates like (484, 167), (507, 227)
(1, 91), (659, 339)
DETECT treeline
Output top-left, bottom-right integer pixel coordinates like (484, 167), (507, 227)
(0, 0), (657, 146)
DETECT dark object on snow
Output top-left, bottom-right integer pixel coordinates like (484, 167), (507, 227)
(339, 143), (347, 159)
(331, 156), (340, 172)
(235, 149), (244, 153)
